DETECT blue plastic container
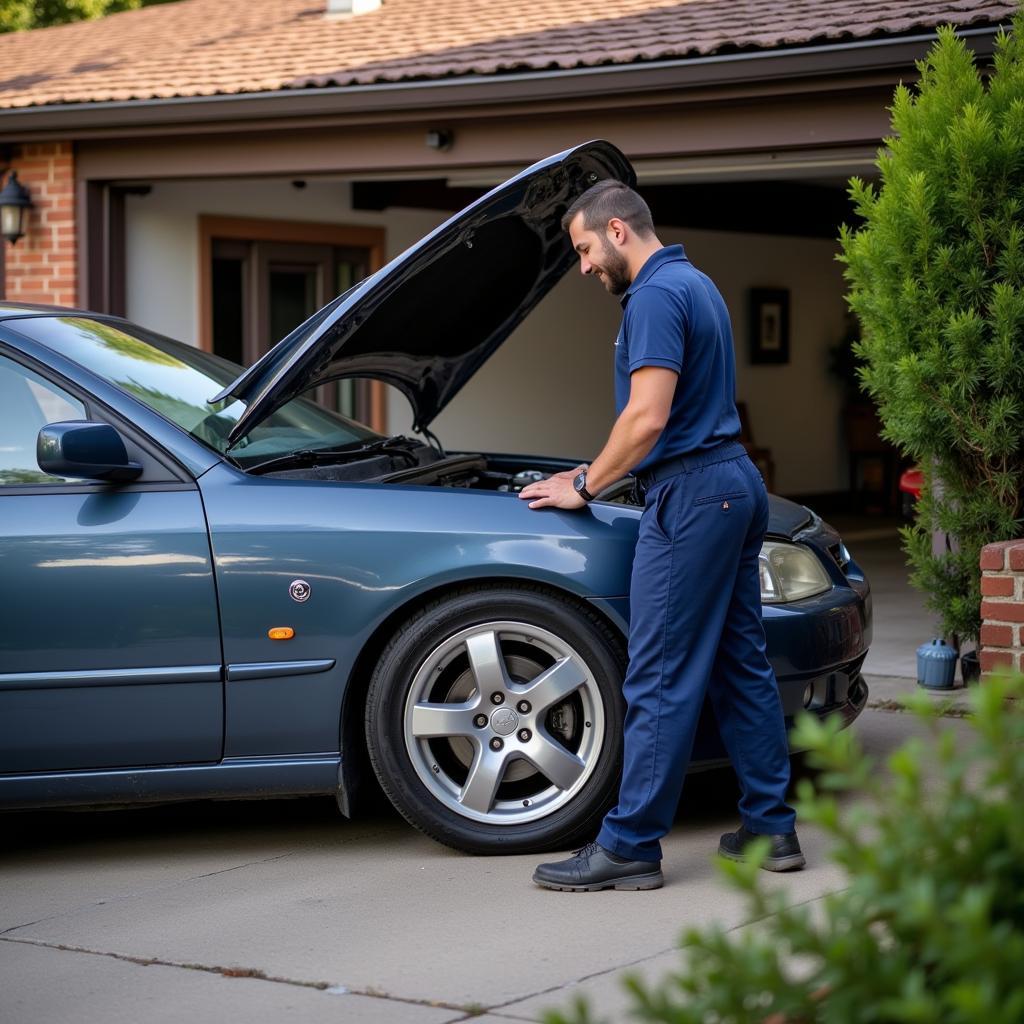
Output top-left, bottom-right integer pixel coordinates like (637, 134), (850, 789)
(917, 638), (957, 689)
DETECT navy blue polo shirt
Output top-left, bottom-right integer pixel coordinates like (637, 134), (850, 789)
(615, 244), (741, 473)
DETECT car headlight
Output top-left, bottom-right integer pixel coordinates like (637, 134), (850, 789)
(759, 541), (832, 603)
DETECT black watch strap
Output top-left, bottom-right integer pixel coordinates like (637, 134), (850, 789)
(574, 470), (595, 502)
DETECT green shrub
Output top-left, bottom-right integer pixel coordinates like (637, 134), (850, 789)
(838, 16), (1024, 643)
(545, 675), (1024, 1024)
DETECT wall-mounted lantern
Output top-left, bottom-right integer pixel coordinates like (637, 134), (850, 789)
(0, 171), (33, 245)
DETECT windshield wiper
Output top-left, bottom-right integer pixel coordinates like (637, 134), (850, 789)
(246, 436), (423, 475)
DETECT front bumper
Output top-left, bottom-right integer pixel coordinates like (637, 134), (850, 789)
(776, 655), (868, 719)
(690, 670), (869, 769)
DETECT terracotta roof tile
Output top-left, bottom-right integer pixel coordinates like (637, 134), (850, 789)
(0, 0), (1012, 109)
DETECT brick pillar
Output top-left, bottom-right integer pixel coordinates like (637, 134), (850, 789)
(979, 540), (1024, 677)
(1, 142), (76, 307)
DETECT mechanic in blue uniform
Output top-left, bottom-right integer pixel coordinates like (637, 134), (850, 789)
(519, 180), (804, 891)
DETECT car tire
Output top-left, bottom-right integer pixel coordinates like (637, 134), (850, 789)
(365, 584), (626, 855)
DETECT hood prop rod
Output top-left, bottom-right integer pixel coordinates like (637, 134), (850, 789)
(416, 424), (445, 457)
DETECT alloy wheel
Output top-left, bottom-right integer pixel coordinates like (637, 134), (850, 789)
(403, 621), (605, 825)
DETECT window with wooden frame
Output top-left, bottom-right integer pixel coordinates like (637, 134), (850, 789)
(199, 216), (387, 432)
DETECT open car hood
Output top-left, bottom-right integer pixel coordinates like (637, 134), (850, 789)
(214, 141), (635, 444)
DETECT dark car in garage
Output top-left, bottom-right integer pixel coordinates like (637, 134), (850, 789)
(0, 141), (870, 853)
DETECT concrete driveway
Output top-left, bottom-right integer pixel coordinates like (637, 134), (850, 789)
(0, 708), (961, 1024)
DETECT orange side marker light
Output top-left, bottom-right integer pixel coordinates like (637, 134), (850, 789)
(268, 627), (295, 640)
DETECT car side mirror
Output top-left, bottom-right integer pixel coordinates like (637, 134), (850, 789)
(37, 421), (144, 482)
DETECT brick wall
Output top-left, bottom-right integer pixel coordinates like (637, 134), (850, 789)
(979, 540), (1024, 676)
(1, 142), (76, 307)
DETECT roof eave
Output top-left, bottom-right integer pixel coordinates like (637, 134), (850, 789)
(0, 25), (1005, 139)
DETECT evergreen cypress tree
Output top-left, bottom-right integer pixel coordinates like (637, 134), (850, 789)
(839, 13), (1024, 644)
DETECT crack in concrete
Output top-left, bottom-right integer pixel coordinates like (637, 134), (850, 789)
(0, 916), (49, 937)
(484, 887), (845, 1021)
(867, 698), (970, 718)
(485, 942), (681, 1017)
(186, 850), (294, 882)
(444, 1015), (527, 1023)
(720, 886), (846, 936)
(0, 936), (489, 1016)
(0, 874), (849, 1024)
(0, 850), (297, 937)
(476, 1012), (544, 1022)
(1, 819), (408, 939)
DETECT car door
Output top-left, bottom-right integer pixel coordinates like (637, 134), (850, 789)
(0, 349), (224, 774)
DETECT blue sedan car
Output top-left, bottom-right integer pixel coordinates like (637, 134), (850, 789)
(0, 142), (869, 853)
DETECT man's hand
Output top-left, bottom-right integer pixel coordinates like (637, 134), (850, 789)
(548, 462), (588, 483)
(519, 472), (587, 510)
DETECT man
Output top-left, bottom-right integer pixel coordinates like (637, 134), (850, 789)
(519, 180), (804, 892)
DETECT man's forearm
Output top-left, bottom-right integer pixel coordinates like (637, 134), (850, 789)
(585, 404), (664, 494)
(518, 368), (674, 511)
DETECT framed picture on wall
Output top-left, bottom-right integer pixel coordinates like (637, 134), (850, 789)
(749, 288), (790, 365)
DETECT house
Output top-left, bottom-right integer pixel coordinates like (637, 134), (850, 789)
(0, 0), (1013, 505)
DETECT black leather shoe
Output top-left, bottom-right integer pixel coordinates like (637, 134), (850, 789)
(533, 841), (664, 892)
(718, 826), (806, 872)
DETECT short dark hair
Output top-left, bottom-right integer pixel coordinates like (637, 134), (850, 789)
(561, 180), (655, 237)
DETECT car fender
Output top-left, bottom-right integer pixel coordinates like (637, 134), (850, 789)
(197, 464), (638, 769)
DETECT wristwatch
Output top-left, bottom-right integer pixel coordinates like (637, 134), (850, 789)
(573, 469), (595, 502)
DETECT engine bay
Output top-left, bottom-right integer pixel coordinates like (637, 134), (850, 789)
(259, 443), (642, 505)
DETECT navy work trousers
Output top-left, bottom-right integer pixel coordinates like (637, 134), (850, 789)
(597, 442), (796, 863)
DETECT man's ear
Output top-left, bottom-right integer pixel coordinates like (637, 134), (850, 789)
(606, 217), (628, 246)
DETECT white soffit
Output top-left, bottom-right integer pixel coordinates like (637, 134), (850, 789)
(445, 148), (879, 190)
(632, 148), (880, 184)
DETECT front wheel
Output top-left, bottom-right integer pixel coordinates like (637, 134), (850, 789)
(365, 585), (625, 854)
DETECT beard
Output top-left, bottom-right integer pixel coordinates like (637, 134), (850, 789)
(596, 237), (631, 295)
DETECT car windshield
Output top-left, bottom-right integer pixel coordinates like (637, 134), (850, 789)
(14, 316), (380, 466)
